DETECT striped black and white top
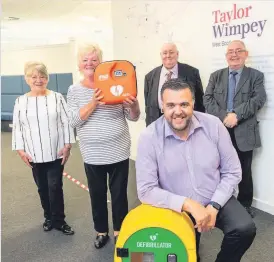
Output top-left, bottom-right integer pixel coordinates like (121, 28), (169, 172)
(12, 91), (75, 163)
(67, 83), (139, 165)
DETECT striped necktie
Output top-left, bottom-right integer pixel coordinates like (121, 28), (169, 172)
(166, 71), (173, 81)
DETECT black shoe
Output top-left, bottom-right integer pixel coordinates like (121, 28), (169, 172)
(94, 234), (109, 249)
(43, 219), (53, 231)
(55, 223), (75, 235)
(245, 207), (255, 218)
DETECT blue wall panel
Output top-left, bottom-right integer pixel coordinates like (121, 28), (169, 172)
(57, 73), (73, 95)
(1, 76), (23, 94)
(48, 74), (58, 92)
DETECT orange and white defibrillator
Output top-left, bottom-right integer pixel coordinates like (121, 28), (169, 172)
(94, 60), (137, 104)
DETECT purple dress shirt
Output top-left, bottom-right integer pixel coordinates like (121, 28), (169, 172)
(136, 111), (241, 213)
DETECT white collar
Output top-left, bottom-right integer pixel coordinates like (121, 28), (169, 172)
(162, 63), (178, 75)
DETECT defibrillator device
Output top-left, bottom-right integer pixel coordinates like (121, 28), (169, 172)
(114, 204), (197, 262)
(94, 60), (137, 104)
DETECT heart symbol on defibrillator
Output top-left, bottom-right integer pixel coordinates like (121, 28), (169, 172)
(110, 85), (124, 96)
(149, 234), (158, 241)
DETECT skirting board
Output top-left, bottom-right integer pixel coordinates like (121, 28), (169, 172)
(252, 198), (274, 215)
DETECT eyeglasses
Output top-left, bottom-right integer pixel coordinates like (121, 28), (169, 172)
(226, 49), (246, 56)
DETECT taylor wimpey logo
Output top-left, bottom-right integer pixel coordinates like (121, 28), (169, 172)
(212, 4), (267, 40)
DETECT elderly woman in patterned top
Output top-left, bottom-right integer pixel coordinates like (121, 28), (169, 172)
(67, 43), (140, 248)
(12, 61), (75, 235)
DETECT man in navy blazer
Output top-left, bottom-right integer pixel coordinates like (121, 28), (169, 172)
(144, 43), (205, 126)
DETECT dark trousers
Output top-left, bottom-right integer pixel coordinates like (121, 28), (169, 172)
(228, 128), (254, 207)
(194, 196), (256, 262)
(31, 159), (65, 227)
(84, 159), (129, 233)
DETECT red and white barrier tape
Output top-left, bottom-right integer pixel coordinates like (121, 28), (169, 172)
(63, 172), (89, 191)
(63, 172), (110, 203)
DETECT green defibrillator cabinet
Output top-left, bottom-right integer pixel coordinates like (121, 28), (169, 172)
(114, 204), (197, 262)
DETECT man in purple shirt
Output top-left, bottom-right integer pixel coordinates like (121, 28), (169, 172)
(136, 78), (256, 262)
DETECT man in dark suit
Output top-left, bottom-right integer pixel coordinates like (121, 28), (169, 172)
(204, 40), (266, 217)
(144, 43), (205, 126)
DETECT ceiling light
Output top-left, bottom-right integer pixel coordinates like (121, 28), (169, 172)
(3, 17), (20, 21)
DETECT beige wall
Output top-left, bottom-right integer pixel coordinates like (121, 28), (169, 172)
(1, 43), (75, 76)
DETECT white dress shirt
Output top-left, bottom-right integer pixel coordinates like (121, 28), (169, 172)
(158, 63), (178, 109)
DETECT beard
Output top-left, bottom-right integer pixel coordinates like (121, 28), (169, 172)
(167, 115), (191, 132)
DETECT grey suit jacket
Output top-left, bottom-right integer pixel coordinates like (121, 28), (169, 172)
(203, 66), (266, 152)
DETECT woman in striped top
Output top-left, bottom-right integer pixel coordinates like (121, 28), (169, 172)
(67, 43), (140, 248)
(12, 61), (75, 235)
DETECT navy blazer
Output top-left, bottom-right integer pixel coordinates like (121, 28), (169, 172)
(144, 62), (205, 126)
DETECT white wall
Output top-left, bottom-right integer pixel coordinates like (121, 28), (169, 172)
(1, 43), (76, 78)
(111, 0), (274, 215)
(112, 1), (215, 159)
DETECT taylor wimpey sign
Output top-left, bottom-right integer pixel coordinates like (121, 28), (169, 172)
(212, 4), (267, 47)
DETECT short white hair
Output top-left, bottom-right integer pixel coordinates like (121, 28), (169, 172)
(24, 61), (49, 79)
(77, 43), (103, 63)
(160, 42), (178, 53)
(227, 40), (247, 50)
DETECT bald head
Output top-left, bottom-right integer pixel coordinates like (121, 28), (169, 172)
(161, 43), (178, 53)
(160, 42), (179, 69)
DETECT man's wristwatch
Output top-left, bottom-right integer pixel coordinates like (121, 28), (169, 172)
(208, 201), (221, 211)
